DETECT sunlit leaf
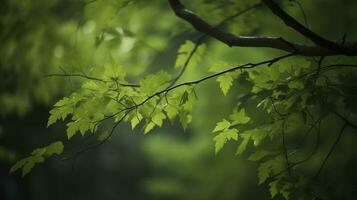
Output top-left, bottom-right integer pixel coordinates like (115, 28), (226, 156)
(230, 108), (250, 125)
(217, 74), (233, 95)
(236, 134), (250, 155)
(212, 119), (231, 133)
(213, 128), (238, 154)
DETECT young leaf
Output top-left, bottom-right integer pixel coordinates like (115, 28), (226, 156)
(97, 131), (110, 142)
(217, 74), (233, 96)
(140, 71), (171, 95)
(152, 112), (166, 127)
(258, 161), (271, 184)
(179, 111), (192, 130)
(44, 141), (64, 156)
(248, 150), (273, 161)
(249, 128), (270, 146)
(236, 134), (250, 155)
(22, 161), (36, 177)
(230, 108), (250, 125)
(212, 119), (231, 133)
(66, 122), (78, 139)
(165, 104), (179, 121)
(131, 113), (143, 129)
(269, 180), (279, 198)
(258, 156), (285, 184)
(175, 40), (195, 69)
(175, 40), (206, 70)
(213, 128), (238, 154)
(144, 122), (156, 134)
(10, 141), (64, 176)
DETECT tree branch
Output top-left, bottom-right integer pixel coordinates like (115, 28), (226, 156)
(169, 2), (262, 87)
(168, 0), (357, 56)
(104, 53), (294, 127)
(262, 0), (345, 53)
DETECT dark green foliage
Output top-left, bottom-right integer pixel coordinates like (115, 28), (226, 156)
(3, 0), (357, 199)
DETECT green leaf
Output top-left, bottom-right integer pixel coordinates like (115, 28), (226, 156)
(66, 122), (78, 139)
(97, 131), (110, 142)
(44, 141), (64, 156)
(131, 113), (143, 129)
(175, 40), (206, 70)
(179, 111), (192, 130)
(152, 112), (166, 127)
(269, 180), (279, 198)
(281, 183), (293, 200)
(175, 40), (195, 69)
(22, 162), (36, 177)
(282, 191), (290, 200)
(103, 61), (126, 80)
(236, 134), (250, 155)
(180, 91), (189, 105)
(78, 121), (91, 136)
(144, 122), (156, 134)
(47, 105), (72, 127)
(47, 114), (58, 127)
(209, 63), (231, 73)
(10, 141), (64, 176)
(212, 119), (231, 133)
(140, 71), (171, 95)
(248, 150), (273, 161)
(165, 104), (179, 121)
(213, 128), (238, 154)
(217, 74), (233, 95)
(258, 156), (285, 184)
(249, 128), (270, 146)
(10, 159), (26, 173)
(258, 161), (271, 184)
(47, 94), (84, 127)
(230, 108), (250, 125)
(287, 80), (304, 89)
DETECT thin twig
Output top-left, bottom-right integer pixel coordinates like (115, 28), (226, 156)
(45, 73), (140, 87)
(281, 119), (291, 175)
(334, 111), (357, 130)
(314, 122), (347, 178)
(71, 110), (131, 171)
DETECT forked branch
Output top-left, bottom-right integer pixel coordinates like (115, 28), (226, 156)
(168, 0), (357, 56)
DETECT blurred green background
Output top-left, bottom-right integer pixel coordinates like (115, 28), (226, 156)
(1, 0), (357, 199)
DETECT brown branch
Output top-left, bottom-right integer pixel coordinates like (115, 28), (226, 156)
(262, 0), (345, 53)
(168, 0), (357, 56)
(169, 2), (263, 87)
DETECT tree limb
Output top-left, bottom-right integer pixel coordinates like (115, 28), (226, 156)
(169, 2), (262, 87)
(262, 0), (345, 53)
(168, 0), (357, 56)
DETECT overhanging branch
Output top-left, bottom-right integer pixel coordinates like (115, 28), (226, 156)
(262, 0), (343, 52)
(168, 0), (357, 56)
